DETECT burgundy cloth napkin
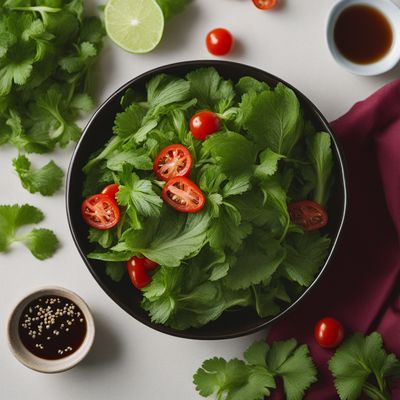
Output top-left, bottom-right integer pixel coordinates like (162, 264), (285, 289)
(268, 80), (400, 399)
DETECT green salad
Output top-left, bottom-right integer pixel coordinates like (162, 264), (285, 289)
(81, 67), (334, 330)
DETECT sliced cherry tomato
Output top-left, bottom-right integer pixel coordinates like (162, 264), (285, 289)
(206, 28), (234, 56)
(252, 0), (277, 10)
(101, 183), (119, 200)
(127, 257), (151, 289)
(190, 111), (220, 141)
(314, 317), (344, 349)
(153, 144), (192, 181)
(162, 176), (205, 213)
(288, 200), (328, 231)
(81, 194), (120, 230)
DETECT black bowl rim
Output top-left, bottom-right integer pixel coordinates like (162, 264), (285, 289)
(66, 60), (348, 340)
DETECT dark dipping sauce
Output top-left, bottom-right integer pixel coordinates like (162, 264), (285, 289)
(18, 295), (87, 360)
(334, 5), (393, 64)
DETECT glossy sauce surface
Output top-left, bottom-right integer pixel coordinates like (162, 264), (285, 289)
(334, 5), (393, 64)
(18, 295), (87, 360)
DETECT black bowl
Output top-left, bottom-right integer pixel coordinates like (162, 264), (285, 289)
(66, 60), (347, 340)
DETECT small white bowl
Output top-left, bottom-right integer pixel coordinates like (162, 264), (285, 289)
(327, 0), (400, 75)
(7, 286), (95, 373)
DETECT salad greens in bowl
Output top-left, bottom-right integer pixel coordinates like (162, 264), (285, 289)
(66, 61), (347, 339)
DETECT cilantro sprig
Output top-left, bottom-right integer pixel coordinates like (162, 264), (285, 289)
(193, 339), (317, 400)
(0, 204), (59, 260)
(0, 0), (105, 195)
(329, 332), (400, 400)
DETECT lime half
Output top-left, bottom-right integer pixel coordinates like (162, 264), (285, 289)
(105, 0), (164, 53)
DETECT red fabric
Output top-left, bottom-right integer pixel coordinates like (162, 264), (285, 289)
(268, 80), (400, 399)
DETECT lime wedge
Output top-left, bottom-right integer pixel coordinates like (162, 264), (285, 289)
(105, 0), (164, 53)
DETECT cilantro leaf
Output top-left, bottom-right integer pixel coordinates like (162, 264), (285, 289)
(116, 166), (163, 219)
(13, 154), (63, 196)
(202, 131), (257, 176)
(0, 204), (58, 259)
(282, 232), (331, 286)
(21, 228), (59, 260)
(225, 239), (286, 290)
(307, 131), (334, 207)
(112, 103), (146, 138)
(239, 84), (301, 155)
(329, 332), (400, 400)
(194, 339), (317, 400)
(105, 262), (126, 282)
(138, 209), (210, 267)
(186, 67), (236, 113)
(254, 148), (285, 180)
(236, 76), (270, 96)
(155, 0), (191, 20)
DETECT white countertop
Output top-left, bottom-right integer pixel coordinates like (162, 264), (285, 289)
(1, 1), (398, 399)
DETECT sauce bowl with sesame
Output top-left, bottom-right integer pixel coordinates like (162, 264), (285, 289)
(7, 287), (95, 373)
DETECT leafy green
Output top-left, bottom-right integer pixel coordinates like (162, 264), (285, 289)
(239, 83), (302, 155)
(329, 332), (400, 400)
(12, 154), (63, 196)
(194, 339), (317, 400)
(307, 132), (334, 206)
(0, 204), (59, 259)
(0, 0), (105, 194)
(155, 0), (191, 20)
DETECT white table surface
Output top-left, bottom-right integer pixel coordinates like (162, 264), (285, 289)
(1, 0), (399, 399)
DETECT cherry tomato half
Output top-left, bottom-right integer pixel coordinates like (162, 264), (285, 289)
(190, 111), (220, 141)
(101, 183), (119, 200)
(162, 176), (205, 213)
(81, 194), (120, 230)
(252, 0), (277, 10)
(153, 144), (192, 181)
(288, 200), (328, 231)
(127, 257), (151, 289)
(314, 317), (344, 349)
(206, 28), (234, 56)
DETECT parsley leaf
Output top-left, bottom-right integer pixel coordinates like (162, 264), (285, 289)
(0, 204), (58, 259)
(329, 332), (400, 400)
(105, 262), (126, 282)
(194, 339), (317, 400)
(13, 154), (63, 196)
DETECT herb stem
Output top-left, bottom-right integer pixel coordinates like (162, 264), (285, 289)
(363, 382), (391, 400)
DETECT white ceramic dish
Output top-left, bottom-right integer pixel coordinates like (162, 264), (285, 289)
(7, 286), (95, 373)
(327, 0), (400, 75)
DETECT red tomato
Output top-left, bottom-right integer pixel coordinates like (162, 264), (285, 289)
(153, 144), (192, 181)
(252, 0), (277, 10)
(143, 258), (158, 270)
(206, 28), (234, 56)
(162, 177), (205, 213)
(314, 317), (344, 349)
(288, 200), (328, 231)
(101, 183), (119, 200)
(189, 111), (220, 141)
(127, 257), (152, 289)
(81, 194), (120, 230)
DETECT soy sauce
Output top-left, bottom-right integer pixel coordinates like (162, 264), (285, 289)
(18, 295), (87, 360)
(334, 5), (393, 64)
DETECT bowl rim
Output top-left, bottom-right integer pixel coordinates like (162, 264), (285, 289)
(66, 60), (348, 340)
(7, 286), (95, 373)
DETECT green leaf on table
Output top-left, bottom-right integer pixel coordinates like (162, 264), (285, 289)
(13, 154), (63, 196)
(20, 228), (59, 260)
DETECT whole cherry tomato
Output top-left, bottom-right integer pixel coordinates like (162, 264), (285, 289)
(101, 183), (119, 200)
(314, 317), (344, 349)
(206, 28), (234, 56)
(189, 111), (220, 141)
(252, 0), (278, 10)
(127, 257), (152, 289)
